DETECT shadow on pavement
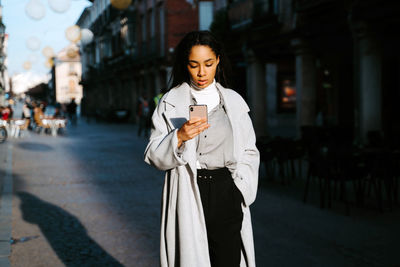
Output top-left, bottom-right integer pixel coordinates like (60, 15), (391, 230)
(17, 142), (53, 152)
(17, 191), (124, 267)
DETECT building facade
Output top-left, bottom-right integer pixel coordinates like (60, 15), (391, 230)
(53, 43), (83, 105)
(0, 1), (9, 106)
(216, 0), (400, 144)
(77, 0), (214, 121)
(78, 0), (400, 144)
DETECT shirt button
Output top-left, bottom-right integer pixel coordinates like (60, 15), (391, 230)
(199, 153), (202, 155)
(204, 135), (207, 138)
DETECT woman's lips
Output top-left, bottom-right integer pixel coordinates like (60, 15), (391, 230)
(197, 80), (207, 86)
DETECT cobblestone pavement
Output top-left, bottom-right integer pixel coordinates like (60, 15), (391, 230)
(6, 120), (400, 267)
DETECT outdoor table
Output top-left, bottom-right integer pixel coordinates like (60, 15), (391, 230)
(0, 119), (7, 127)
(42, 118), (67, 136)
(9, 119), (26, 138)
(42, 118), (58, 136)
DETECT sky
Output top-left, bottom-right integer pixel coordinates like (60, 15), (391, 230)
(2, 0), (92, 92)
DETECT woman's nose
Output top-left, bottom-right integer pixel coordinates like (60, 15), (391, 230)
(198, 66), (206, 77)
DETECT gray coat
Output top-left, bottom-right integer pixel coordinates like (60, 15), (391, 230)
(144, 82), (259, 267)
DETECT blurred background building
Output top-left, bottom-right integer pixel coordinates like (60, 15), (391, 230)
(0, 0), (9, 106)
(53, 43), (83, 105)
(75, 0), (399, 145)
(77, 0), (214, 121)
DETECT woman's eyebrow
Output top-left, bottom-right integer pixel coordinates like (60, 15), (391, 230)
(188, 58), (214, 63)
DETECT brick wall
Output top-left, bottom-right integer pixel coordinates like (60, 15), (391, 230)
(165, 0), (199, 51)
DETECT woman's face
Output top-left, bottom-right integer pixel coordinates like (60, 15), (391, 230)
(187, 45), (220, 89)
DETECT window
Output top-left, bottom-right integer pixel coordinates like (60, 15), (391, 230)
(150, 9), (155, 37)
(120, 17), (130, 50)
(277, 75), (296, 112)
(273, 0), (279, 14)
(69, 63), (75, 74)
(199, 1), (213, 30)
(95, 40), (100, 64)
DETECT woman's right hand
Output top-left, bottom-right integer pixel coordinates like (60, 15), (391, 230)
(177, 118), (209, 148)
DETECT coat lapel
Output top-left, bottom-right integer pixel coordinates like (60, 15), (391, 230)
(162, 83), (197, 175)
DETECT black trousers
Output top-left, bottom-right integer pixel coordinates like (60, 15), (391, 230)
(197, 168), (243, 267)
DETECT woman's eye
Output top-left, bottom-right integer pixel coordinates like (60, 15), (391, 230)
(206, 64), (213, 67)
(189, 64), (198, 68)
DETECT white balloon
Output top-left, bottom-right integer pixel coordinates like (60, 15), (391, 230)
(26, 36), (41, 51)
(80, 29), (94, 45)
(48, 0), (71, 13)
(42, 46), (55, 58)
(65, 25), (81, 43)
(25, 0), (46, 21)
(23, 61), (32, 70)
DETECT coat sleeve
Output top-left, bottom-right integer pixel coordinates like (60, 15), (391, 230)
(231, 111), (260, 207)
(144, 102), (188, 171)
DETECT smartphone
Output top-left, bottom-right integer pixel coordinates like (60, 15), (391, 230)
(189, 105), (208, 123)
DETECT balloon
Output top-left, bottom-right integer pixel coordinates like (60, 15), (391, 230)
(26, 36), (41, 51)
(42, 46), (55, 58)
(23, 61), (32, 70)
(110, 0), (132, 10)
(48, 0), (71, 13)
(66, 47), (78, 58)
(25, 0), (46, 20)
(80, 29), (94, 45)
(65, 25), (81, 43)
(45, 58), (54, 68)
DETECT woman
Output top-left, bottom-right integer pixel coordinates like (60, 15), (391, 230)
(144, 31), (259, 267)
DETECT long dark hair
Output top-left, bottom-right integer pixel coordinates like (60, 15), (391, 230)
(168, 31), (232, 90)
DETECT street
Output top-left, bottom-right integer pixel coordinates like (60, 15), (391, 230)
(8, 122), (162, 266)
(1, 120), (399, 266)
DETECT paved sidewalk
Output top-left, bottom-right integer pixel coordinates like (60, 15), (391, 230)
(3, 119), (400, 266)
(0, 142), (12, 267)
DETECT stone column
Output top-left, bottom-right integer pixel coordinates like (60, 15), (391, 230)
(292, 38), (317, 136)
(351, 21), (382, 143)
(246, 49), (266, 137)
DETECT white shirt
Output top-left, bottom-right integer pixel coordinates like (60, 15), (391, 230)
(190, 79), (220, 113)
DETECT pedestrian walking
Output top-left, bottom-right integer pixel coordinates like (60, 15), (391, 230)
(22, 101), (31, 119)
(144, 31), (259, 267)
(150, 90), (165, 114)
(67, 98), (78, 126)
(148, 90), (165, 135)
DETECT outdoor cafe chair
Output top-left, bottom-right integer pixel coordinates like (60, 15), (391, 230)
(9, 119), (30, 138)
